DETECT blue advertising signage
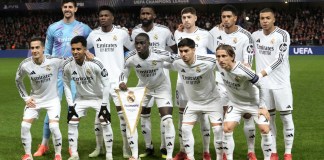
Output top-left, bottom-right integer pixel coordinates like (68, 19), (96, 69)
(289, 46), (324, 55)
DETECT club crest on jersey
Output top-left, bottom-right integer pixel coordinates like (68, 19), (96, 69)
(101, 69), (108, 77)
(270, 38), (275, 44)
(234, 76), (241, 82)
(154, 34), (158, 40)
(127, 91), (135, 103)
(233, 37), (237, 44)
(195, 66), (201, 73)
(46, 65), (51, 71)
(152, 60), (157, 66)
(86, 69), (92, 76)
(195, 36), (200, 41)
(279, 43), (288, 52)
(113, 35), (117, 41)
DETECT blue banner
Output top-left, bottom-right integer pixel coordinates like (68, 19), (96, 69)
(289, 46), (324, 55)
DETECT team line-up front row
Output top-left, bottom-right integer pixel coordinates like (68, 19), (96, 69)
(16, 4), (294, 160)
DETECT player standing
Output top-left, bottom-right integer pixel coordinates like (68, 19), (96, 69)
(173, 7), (216, 160)
(215, 44), (273, 160)
(16, 38), (63, 160)
(131, 5), (177, 158)
(63, 36), (112, 160)
(86, 5), (133, 158)
(119, 33), (176, 160)
(209, 5), (256, 159)
(252, 8), (294, 160)
(34, 0), (92, 156)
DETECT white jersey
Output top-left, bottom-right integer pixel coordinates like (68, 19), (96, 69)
(252, 27), (291, 89)
(63, 58), (110, 106)
(217, 61), (264, 106)
(120, 47), (175, 89)
(15, 55), (63, 103)
(171, 54), (220, 105)
(131, 23), (176, 50)
(174, 27), (215, 55)
(210, 26), (254, 65)
(87, 25), (133, 83)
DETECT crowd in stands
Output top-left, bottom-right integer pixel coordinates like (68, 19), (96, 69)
(0, 7), (323, 50)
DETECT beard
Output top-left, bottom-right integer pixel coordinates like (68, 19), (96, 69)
(141, 19), (153, 27)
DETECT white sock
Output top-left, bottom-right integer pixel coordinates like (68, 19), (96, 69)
(141, 114), (153, 149)
(68, 122), (79, 155)
(178, 111), (185, 152)
(94, 116), (104, 150)
(223, 132), (234, 160)
(101, 123), (113, 158)
(269, 110), (277, 153)
(160, 118), (166, 149)
(182, 123), (194, 159)
(243, 117), (256, 153)
(118, 111), (129, 153)
(21, 121), (32, 155)
(212, 126), (223, 160)
(261, 133), (272, 160)
(200, 114), (210, 153)
(49, 122), (62, 155)
(127, 128), (138, 158)
(162, 115), (175, 159)
(280, 111), (294, 154)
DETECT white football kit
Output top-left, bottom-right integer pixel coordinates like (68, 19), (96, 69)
(120, 47), (176, 108)
(16, 55), (63, 120)
(87, 26), (133, 106)
(170, 54), (223, 123)
(174, 27), (215, 107)
(63, 57), (110, 116)
(252, 27), (292, 111)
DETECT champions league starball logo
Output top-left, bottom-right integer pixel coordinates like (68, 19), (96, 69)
(127, 91), (135, 103)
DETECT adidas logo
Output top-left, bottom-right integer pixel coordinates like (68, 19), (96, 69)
(107, 139), (113, 142)
(72, 71), (77, 75)
(181, 69), (185, 73)
(129, 141), (134, 145)
(167, 142), (173, 146)
(136, 64), (142, 68)
(184, 144), (190, 148)
(217, 118), (222, 121)
(142, 131), (147, 134)
(122, 129), (126, 132)
(55, 143), (62, 146)
(256, 39), (260, 43)
(216, 147), (222, 150)
(286, 134), (294, 137)
(22, 143), (26, 146)
(166, 101), (170, 105)
(221, 72), (225, 76)
(55, 115), (59, 118)
(223, 147), (228, 150)
(95, 128), (100, 131)
(264, 149), (272, 152)
(217, 36), (222, 40)
(30, 71), (36, 75)
(249, 135), (255, 138)
(96, 38), (102, 41)
(69, 138), (74, 142)
(287, 105), (292, 109)
(204, 133), (210, 137)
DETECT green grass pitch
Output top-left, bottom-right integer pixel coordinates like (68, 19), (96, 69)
(0, 56), (323, 159)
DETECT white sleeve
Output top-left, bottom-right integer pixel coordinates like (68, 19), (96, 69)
(166, 29), (176, 46)
(97, 65), (110, 106)
(86, 33), (94, 49)
(242, 36), (254, 66)
(63, 64), (74, 106)
(15, 63), (30, 101)
(119, 61), (131, 84)
(264, 32), (290, 75)
(207, 32), (216, 54)
(123, 31), (135, 50)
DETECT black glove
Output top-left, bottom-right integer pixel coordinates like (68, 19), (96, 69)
(98, 105), (111, 123)
(67, 104), (78, 123)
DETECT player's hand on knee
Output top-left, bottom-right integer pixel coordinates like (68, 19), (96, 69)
(119, 82), (128, 91)
(67, 104), (78, 123)
(258, 107), (270, 120)
(98, 104), (111, 123)
(25, 97), (36, 108)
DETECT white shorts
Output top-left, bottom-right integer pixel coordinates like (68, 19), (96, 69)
(141, 82), (173, 108)
(23, 97), (61, 121)
(175, 82), (188, 108)
(74, 99), (110, 117)
(224, 101), (269, 125)
(264, 87), (293, 111)
(216, 82), (229, 106)
(183, 99), (223, 124)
